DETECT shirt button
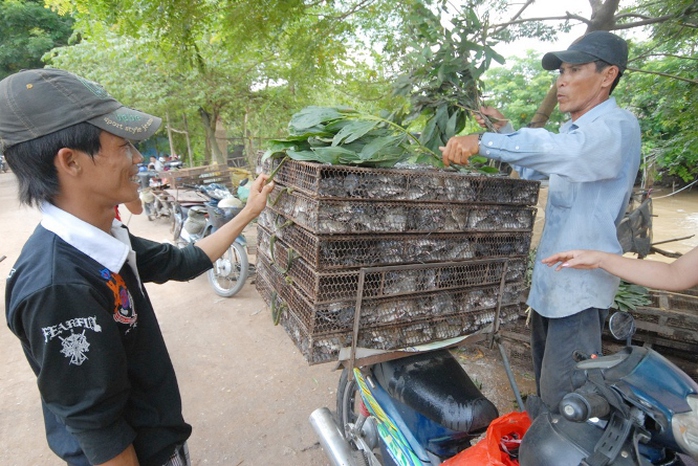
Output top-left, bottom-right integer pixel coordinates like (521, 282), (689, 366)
(515, 146), (520, 150)
(486, 150), (491, 155)
(488, 141), (493, 146)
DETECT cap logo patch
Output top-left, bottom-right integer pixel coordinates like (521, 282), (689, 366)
(116, 114), (144, 123)
(76, 76), (110, 99)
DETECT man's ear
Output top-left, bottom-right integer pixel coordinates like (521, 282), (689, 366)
(602, 65), (620, 89)
(54, 148), (81, 177)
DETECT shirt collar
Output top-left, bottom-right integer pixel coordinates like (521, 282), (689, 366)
(40, 202), (131, 273)
(561, 97), (617, 133)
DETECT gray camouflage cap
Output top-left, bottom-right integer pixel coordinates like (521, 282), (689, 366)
(0, 68), (161, 151)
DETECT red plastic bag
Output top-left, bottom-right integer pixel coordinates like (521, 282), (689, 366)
(442, 411), (532, 466)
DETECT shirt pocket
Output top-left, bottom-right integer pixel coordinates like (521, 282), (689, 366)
(547, 175), (575, 208)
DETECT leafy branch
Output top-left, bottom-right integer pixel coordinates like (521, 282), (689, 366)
(262, 106), (443, 168)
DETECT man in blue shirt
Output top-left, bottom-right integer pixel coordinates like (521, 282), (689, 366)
(440, 31), (641, 413)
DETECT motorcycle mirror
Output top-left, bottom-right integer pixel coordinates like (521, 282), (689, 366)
(608, 311), (636, 345)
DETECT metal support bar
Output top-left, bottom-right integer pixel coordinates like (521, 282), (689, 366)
(496, 334), (525, 411)
(349, 268), (368, 369)
(490, 260), (509, 345)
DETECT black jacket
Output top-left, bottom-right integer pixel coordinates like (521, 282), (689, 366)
(5, 224), (212, 465)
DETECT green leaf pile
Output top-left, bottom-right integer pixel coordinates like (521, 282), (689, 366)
(263, 106), (441, 168)
(613, 281), (651, 312)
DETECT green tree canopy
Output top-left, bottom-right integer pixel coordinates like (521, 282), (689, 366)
(44, 0), (414, 165)
(4, 0), (696, 184)
(0, 0), (74, 79)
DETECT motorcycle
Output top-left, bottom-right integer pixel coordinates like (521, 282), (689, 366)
(0, 154), (7, 173)
(163, 158), (183, 171)
(520, 311), (698, 466)
(172, 183), (250, 297)
(310, 311), (698, 466)
(137, 168), (175, 221)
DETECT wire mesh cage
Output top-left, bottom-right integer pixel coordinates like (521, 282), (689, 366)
(257, 159), (540, 365)
(258, 227), (527, 304)
(265, 158), (540, 205)
(258, 211), (533, 270)
(257, 253), (525, 337)
(267, 184), (537, 235)
(256, 269), (525, 365)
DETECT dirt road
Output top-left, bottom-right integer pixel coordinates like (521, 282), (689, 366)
(1, 171), (696, 465)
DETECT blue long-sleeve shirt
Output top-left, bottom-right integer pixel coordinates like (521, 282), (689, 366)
(479, 98), (641, 318)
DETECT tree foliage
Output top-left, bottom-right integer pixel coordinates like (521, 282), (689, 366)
(2, 0), (695, 183)
(43, 0), (409, 165)
(459, 0), (698, 184)
(0, 0), (74, 79)
(391, 2), (504, 159)
(480, 51), (564, 130)
(623, 40), (698, 183)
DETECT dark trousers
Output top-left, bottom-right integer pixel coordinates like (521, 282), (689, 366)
(530, 307), (608, 413)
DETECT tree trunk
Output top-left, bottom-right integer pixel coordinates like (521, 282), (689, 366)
(182, 114), (193, 168)
(198, 107), (222, 165)
(214, 117), (227, 166)
(243, 107), (256, 168)
(165, 111), (176, 158)
(528, 85), (558, 128)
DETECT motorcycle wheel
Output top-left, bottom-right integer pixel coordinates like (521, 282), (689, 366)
(337, 367), (360, 435)
(153, 196), (168, 219)
(336, 368), (372, 465)
(207, 241), (248, 297)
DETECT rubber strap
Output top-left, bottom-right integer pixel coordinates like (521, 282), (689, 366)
(581, 412), (633, 466)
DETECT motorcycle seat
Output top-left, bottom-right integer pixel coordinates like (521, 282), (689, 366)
(372, 349), (499, 434)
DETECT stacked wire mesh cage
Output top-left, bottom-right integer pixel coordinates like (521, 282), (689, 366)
(256, 158), (541, 365)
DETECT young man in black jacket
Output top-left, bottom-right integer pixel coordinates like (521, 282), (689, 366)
(1, 68), (273, 466)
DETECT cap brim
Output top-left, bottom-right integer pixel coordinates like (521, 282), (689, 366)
(87, 106), (162, 141)
(541, 50), (598, 70)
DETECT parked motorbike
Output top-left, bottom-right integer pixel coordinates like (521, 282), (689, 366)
(520, 311), (698, 466)
(310, 312), (698, 466)
(0, 154), (7, 173)
(138, 169), (175, 221)
(172, 183), (249, 297)
(163, 158), (183, 171)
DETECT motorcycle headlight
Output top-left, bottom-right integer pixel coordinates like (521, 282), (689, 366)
(672, 394), (698, 460)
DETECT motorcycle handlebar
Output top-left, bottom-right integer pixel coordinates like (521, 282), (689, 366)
(560, 390), (610, 422)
